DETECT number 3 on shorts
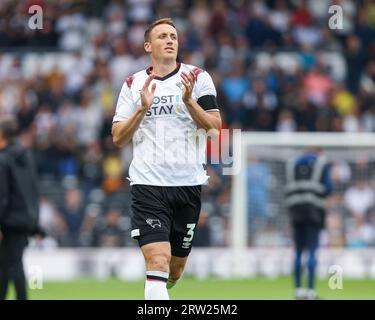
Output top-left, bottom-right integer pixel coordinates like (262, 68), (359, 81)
(182, 223), (196, 249)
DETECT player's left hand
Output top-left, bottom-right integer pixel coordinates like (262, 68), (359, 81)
(181, 71), (196, 103)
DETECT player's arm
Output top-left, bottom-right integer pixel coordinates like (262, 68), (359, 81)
(112, 74), (156, 147)
(112, 109), (147, 147)
(181, 71), (222, 137)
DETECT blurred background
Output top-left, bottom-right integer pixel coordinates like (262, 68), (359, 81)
(1, 0), (375, 294)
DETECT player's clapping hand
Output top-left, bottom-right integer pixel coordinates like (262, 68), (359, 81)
(181, 71), (196, 103)
(140, 74), (156, 112)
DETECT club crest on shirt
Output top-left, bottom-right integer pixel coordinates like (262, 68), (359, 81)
(175, 82), (183, 89)
(146, 218), (161, 228)
(175, 104), (184, 114)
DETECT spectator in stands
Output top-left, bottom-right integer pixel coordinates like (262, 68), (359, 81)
(109, 38), (135, 92)
(345, 35), (365, 94)
(221, 58), (249, 109)
(193, 210), (211, 247)
(101, 149), (124, 194)
(362, 103), (375, 132)
(323, 210), (346, 247)
(76, 88), (103, 147)
(91, 208), (126, 247)
(303, 63), (333, 107)
(276, 109), (296, 132)
(58, 188), (86, 247)
(56, 2), (87, 51)
(38, 195), (65, 242)
(242, 77), (279, 131)
(247, 156), (271, 241)
(344, 180), (375, 225)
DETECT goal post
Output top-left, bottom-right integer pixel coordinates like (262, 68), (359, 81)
(230, 132), (375, 277)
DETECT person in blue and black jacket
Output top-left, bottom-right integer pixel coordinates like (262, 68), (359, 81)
(285, 147), (332, 300)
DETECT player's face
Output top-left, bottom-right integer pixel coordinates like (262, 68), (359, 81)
(145, 24), (178, 61)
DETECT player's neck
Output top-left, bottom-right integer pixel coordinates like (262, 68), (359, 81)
(151, 59), (177, 78)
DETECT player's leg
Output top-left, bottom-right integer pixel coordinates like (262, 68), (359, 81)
(140, 241), (171, 300)
(167, 255), (188, 289)
(130, 185), (173, 300)
(168, 185), (202, 290)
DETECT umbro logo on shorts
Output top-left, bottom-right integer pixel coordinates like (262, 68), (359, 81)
(146, 218), (161, 228)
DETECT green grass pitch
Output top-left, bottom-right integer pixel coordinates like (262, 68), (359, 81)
(6, 276), (375, 300)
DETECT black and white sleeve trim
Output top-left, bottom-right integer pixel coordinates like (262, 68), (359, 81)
(197, 95), (219, 112)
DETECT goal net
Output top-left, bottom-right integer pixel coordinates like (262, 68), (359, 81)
(230, 132), (375, 275)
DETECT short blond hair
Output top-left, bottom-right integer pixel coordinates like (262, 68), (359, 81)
(144, 18), (176, 42)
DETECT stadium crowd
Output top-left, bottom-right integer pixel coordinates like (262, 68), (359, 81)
(1, 0), (375, 248)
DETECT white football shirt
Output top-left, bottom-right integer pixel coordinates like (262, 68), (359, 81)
(113, 63), (219, 186)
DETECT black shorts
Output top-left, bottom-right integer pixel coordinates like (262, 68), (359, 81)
(130, 184), (202, 257)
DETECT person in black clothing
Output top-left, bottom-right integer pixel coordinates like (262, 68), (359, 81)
(0, 116), (44, 300)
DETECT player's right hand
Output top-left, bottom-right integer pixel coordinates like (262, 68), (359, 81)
(140, 74), (156, 112)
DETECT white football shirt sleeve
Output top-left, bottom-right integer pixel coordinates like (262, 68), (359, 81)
(197, 71), (217, 98)
(196, 71), (219, 112)
(113, 82), (136, 123)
